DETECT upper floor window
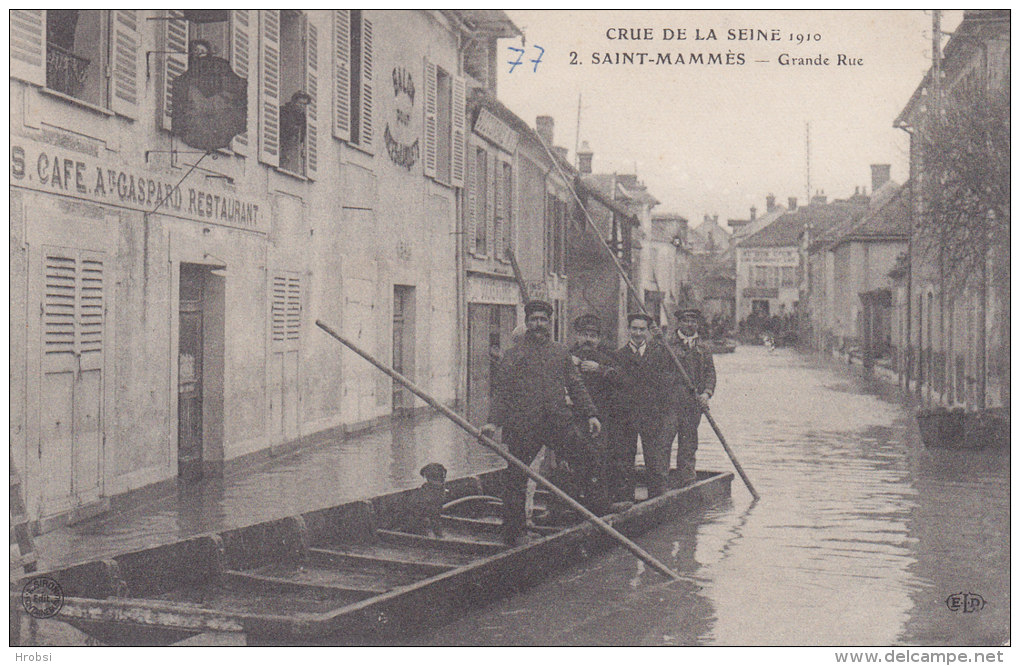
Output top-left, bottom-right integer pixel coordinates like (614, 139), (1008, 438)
(46, 11), (107, 105)
(473, 147), (489, 255)
(257, 10), (318, 178)
(424, 58), (466, 187)
(546, 193), (567, 275)
(12, 10), (139, 118)
(333, 10), (373, 153)
(161, 11), (250, 153)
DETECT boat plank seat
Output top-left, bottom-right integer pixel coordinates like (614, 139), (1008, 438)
(223, 567), (388, 598)
(376, 529), (505, 555)
(314, 541), (479, 567)
(439, 514), (502, 535)
(308, 547), (454, 578)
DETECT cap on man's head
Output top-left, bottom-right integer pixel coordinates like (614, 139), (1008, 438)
(675, 307), (703, 321)
(419, 462), (447, 483)
(627, 312), (655, 326)
(524, 299), (554, 317)
(572, 313), (601, 334)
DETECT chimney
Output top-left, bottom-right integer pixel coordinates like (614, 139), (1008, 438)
(766, 193), (776, 212)
(535, 115), (554, 147)
(811, 190), (827, 205)
(577, 141), (593, 174)
(552, 146), (569, 163)
(750, 206), (757, 221)
(871, 164), (891, 194)
(788, 197), (797, 211)
(713, 214), (719, 225)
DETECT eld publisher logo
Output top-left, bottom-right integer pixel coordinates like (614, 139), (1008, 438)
(945, 592), (985, 613)
(21, 577), (64, 619)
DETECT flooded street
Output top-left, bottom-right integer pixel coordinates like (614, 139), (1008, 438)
(413, 346), (1010, 646)
(31, 346), (1008, 647)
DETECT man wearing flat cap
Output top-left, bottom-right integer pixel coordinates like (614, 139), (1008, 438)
(482, 300), (602, 545)
(611, 312), (680, 502)
(565, 313), (621, 514)
(668, 307), (717, 486)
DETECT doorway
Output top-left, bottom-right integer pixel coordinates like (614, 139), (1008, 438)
(466, 303), (517, 425)
(178, 264), (224, 480)
(392, 285), (416, 415)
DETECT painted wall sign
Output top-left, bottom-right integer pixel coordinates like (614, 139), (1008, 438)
(385, 65), (420, 170)
(474, 108), (518, 153)
(467, 275), (519, 305)
(10, 138), (268, 233)
(741, 248), (798, 264)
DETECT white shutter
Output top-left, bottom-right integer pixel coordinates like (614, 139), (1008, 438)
(305, 18), (319, 179)
(230, 10), (251, 155)
(359, 17), (374, 151)
(161, 10), (188, 131)
(271, 275), (287, 343)
(451, 75), (467, 188)
(11, 10), (46, 87)
(110, 10), (139, 118)
(332, 10), (351, 142)
(44, 255), (77, 357)
(423, 58), (437, 179)
(286, 276), (301, 341)
(271, 274), (301, 346)
(78, 255), (104, 358)
(258, 10), (282, 167)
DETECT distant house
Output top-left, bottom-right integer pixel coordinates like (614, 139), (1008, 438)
(648, 213), (693, 325)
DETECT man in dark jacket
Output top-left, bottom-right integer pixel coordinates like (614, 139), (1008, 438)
(668, 307), (717, 486)
(481, 300), (601, 545)
(564, 313), (619, 515)
(611, 312), (679, 502)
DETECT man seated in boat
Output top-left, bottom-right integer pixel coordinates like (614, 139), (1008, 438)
(481, 299), (602, 546)
(667, 307), (716, 487)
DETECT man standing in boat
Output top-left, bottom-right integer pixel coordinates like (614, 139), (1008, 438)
(668, 307), (716, 486)
(611, 313), (679, 502)
(566, 313), (619, 514)
(481, 300), (602, 546)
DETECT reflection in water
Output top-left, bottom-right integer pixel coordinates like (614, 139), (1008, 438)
(416, 347), (1008, 646)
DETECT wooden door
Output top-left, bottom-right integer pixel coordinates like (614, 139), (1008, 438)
(40, 248), (104, 515)
(269, 273), (301, 444)
(466, 304), (490, 425)
(392, 286), (415, 414)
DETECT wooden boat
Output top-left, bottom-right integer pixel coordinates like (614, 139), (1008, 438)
(13, 468), (733, 646)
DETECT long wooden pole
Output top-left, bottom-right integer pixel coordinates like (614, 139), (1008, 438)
(536, 140), (760, 500)
(316, 320), (684, 582)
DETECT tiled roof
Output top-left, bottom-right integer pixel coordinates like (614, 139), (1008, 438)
(833, 184), (910, 246)
(740, 200), (868, 249)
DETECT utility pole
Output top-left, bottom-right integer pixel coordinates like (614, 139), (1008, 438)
(574, 93), (582, 170)
(805, 122), (811, 202)
(932, 10), (944, 407)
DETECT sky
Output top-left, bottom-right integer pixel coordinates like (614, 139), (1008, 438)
(497, 10), (963, 230)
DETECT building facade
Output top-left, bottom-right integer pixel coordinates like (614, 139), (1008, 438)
(9, 9), (515, 530)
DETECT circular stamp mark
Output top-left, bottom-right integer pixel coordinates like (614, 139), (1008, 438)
(21, 577), (64, 619)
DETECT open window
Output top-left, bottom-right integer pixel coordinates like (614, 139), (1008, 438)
(161, 10), (251, 153)
(46, 10), (108, 105)
(333, 10), (373, 153)
(257, 10), (318, 177)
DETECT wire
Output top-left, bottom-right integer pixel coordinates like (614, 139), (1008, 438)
(151, 150), (211, 214)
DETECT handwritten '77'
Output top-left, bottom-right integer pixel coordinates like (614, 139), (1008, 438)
(507, 45), (544, 73)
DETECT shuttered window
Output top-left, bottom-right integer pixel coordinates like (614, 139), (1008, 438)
(230, 10), (251, 155)
(44, 252), (104, 357)
(264, 11), (317, 178)
(473, 147), (488, 255)
(11, 10), (47, 87)
(333, 11), (373, 152)
(423, 58), (467, 187)
(271, 274), (301, 344)
(109, 11), (139, 118)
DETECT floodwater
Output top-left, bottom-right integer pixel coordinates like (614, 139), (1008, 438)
(32, 346), (1008, 647)
(412, 347), (1010, 646)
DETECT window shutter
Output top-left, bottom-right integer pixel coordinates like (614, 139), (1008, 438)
(423, 58), (437, 178)
(43, 251), (104, 358)
(10, 10), (46, 87)
(504, 162), (513, 258)
(230, 10), (251, 155)
(488, 153), (497, 257)
(466, 148), (477, 250)
(450, 75), (467, 188)
(305, 18), (319, 179)
(258, 10), (282, 167)
(493, 159), (504, 258)
(359, 17), (374, 151)
(161, 10), (188, 131)
(109, 11), (140, 118)
(271, 274), (301, 347)
(79, 254), (104, 358)
(332, 10), (351, 142)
